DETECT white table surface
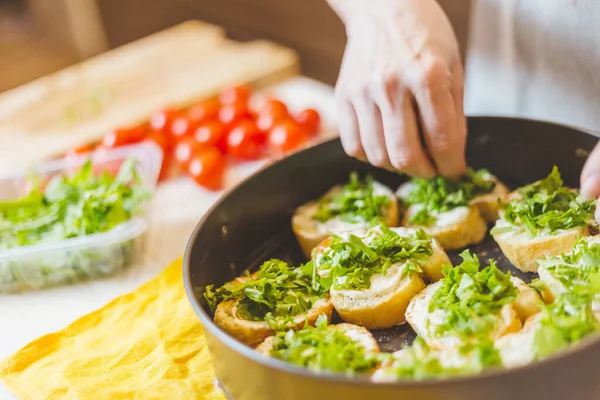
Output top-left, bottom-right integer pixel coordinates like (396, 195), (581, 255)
(0, 76), (336, 399)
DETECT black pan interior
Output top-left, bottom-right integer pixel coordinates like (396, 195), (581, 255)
(187, 116), (599, 353)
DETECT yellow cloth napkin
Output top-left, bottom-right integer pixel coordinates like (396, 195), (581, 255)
(0, 258), (226, 400)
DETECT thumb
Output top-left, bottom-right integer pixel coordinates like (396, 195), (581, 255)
(580, 142), (600, 199)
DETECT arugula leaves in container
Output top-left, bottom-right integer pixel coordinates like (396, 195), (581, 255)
(496, 166), (595, 237)
(268, 315), (381, 375)
(204, 259), (326, 327)
(312, 173), (390, 223)
(429, 251), (518, 339)
(314, 226), (433, 291)
(0, 159), (148, 250)
(404, 168), (496, 225)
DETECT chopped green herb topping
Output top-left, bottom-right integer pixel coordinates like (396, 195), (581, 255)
(204, 259), (325, 326)
(538, 239), (600, 292)
(0, 159), (148, 250)
(403, 168), (496, 225)
(533, 290), (600, 359)
(429, 251), (518, 339)
(312, 173), (390, 224)
(269, 315), (381, 375)
(315, 226), (433, 291)
(382, 337), (502, 380)
(498, 166), (595, 237)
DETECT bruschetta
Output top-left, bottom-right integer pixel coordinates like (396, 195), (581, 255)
(292, 173), (399, 258)
(312, 226), (450, 329)
(257, 316), (380, 375)
(405, 251), (539, 350)
(397, 168), (508, 250)
(204, 259), (333, 347)
(491, 166), (597, 272)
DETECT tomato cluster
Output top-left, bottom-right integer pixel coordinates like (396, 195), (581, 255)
(66, 85), (322, 190)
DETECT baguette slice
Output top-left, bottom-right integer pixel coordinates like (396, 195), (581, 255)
(256, 323), (379, 356)
(470, 178), (510, 222)
(494, 314), (541, 368)
(492, 218), (595, 273)
(214, 274), (333, 347)
(313, 227), (450, 329)
(492, 188), (598, 273)
(292, 181), (399, 258)
(405, 279), (533, 350)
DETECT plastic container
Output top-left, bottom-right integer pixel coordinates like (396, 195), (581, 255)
(0, 142), (163, 293)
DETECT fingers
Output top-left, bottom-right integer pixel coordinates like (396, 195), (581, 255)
(581, 142), (600, 199)
(412, 59), (466, 178)
(354, 98), (392, 168)
(337, 101), (366, 160)
(372, 81), (436, 177)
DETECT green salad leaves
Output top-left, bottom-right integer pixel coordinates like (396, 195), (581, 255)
(498, 166), (595, 237)
(429, 251), (518, 339)
(0, 159), (147, 250)
(204, 259), (325, 327)
(403, 168), (496, 225)
(381, 337), (501, 380)
(268, 315), (381, 375)
(538, 239), (600, 292)
(315, 226), (433, 291)
(312, 173), (390, 224)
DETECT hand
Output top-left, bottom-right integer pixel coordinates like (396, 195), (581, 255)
(329, 0), (466, 178)
(580, 142), (600, 221)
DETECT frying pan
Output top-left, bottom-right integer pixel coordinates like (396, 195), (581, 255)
(184, 117), (600, 400)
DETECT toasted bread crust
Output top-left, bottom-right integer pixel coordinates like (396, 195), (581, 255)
(422, 239), (452, 282)
(402, 206), (488, 251)
(510, 276), (542, 321)
(471, 181), (510, 222)
(213, 275), (333, 347)
(493, 225), (587, 273)
(331, 273), (426, 329)
(292, 185), (399, 258)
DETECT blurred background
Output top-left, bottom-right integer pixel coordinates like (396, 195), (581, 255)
(0, 0), (470, 92)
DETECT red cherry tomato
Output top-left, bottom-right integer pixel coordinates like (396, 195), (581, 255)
(146, 130), (169, 152)
(174, 138), (205, 168)
(295, 109), (321, 136)
(261, 99), (288, 118)
(268, 120), (307, 154)
(187, 99), (221, 123)
(219, 102), (252, 130)
(194, 120), (225, 147)
(66, 143), (95, 156)
(187, 148), (226, 191)
(226, 120), (265, 160)
(102, 124), (148, 148)
(169, 116), (198, 140)
(219, 85), (251, 105)
(150, 109), (180, 133)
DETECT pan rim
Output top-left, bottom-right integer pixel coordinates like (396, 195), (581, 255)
(183, 115), (600, 387)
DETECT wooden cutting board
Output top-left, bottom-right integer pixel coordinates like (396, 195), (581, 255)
(0, 20), (299, 170)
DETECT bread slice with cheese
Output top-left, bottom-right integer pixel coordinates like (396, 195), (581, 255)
(208, 259), (334, 347)
(396, 171), (507, 251)
(256, 323), (379, 356)
(313, 227), (450, 329)
(293, 178), (399, 258)
(491, 167), (598, 273)
(405, 281), (524, 350)
(214, 291), (333, 347)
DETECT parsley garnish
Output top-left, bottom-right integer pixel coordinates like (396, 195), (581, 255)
(312, 173), (390, 223)
(0, 159), (148, 250)
(269, 315), (381, 375)
(204, 259), (325, 326)
(533, 290), (600, 359)
(497, 166), (595, 237)
(382, 337), (501, 380)
(314, 226), (433, 291)
(429, 251), (518, 339)
(403, 168), (496, 225)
